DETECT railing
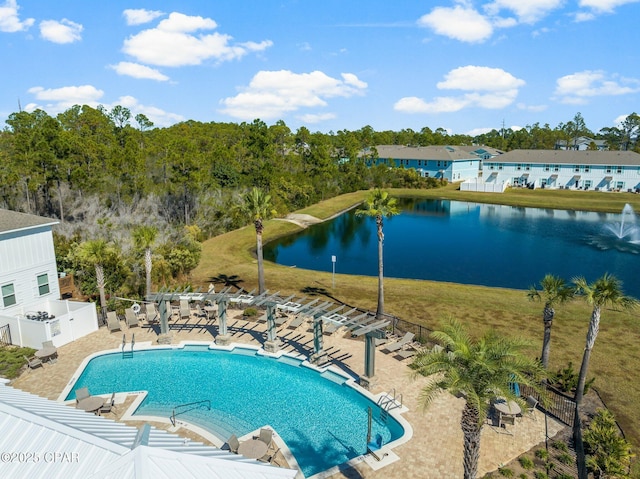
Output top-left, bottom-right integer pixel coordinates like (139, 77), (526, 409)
(170, 400), (211, 426)
(0, 324), (11, 346)
(520, 383), (575, 427)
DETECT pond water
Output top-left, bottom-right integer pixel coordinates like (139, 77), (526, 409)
(264, 199), (640, 297)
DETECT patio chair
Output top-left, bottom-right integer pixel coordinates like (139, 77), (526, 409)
(100, 392), (116, 414)
(106, 311), (121, 333)
(395, 345), (419, 360)
(525, 395), (539, 421)
(226, 434), (240, 454)
(145, 303), (159, 324)
(257, 428), (273, 449)
(75, 387), (90, 403)
(258, 446), (280, 464)
(287, 314), (305, 329)
(125, 308), (139, 328)
(24, 355), (42, 369)
(381, 332), (415, 353)
(498, 412), (516, 434)
(179, 299), (191, 320)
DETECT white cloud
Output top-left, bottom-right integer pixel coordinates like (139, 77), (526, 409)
(395, 65), (524, 114)
(438, 65), (525, 91)
(26, 85), (104, 113)
(554, 70), (640, 104)
(24, 85), (183, 127)
(39, 18), (83, 44)
(0, 0), (33, 32)
(219, 70), (367, 120)
(517, 102), (548, 112)
(579, 0), (640, 13)
(297, 112), (336, 123)
(123, 8), (164, 26)
(122, 12), (272, 67)
(109, 62), (169, 81)
(484, 0), (564, 24)
(417, 5), (493, 43)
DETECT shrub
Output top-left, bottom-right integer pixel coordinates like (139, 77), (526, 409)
(243, 307), (258, 317)
(533, 472), (548, 479)
(518, 456), (534, 470)
(535, 449), (549, 461)
(555, 474), (574, 479)
(584, 408), (633, 478)
(552, 441), (569, 453)
(552, 361), (595, 394)
(557, 452), (573, 465)
(498, 467), (514, 477)
(518, 474), (528, 479)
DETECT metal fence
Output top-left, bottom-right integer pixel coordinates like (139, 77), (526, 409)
(0, 324), (11, 347)
(520, 383), (576, 427)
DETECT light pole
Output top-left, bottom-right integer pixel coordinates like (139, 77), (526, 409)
(331, 255), (336, 289)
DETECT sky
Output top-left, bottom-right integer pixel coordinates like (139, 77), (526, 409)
(1, 0), (639, 136)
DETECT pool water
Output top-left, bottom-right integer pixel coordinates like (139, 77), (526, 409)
(66, 346), (404, 477)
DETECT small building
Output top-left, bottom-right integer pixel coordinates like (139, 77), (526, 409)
(555, 136), (608, 151)
(0, 209), (98, 349)
(366, 145), (502, 182)
(482, 149), (640, 191)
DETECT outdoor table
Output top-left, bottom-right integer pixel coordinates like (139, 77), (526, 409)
(35, 347), (57, 362)
(238, 438), (268, 459)
(493, 398), (521, 416)
(76, 397), (104, 415)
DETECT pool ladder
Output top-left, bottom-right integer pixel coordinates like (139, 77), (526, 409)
(170, 400), (211, 427)
(122, 333), (135, 357)
(377, 388), (403, 422)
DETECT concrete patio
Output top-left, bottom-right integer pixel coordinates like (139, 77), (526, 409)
(10, 307), (565, 479)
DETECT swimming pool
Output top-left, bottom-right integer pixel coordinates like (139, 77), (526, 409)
(64, 344), (407, 477)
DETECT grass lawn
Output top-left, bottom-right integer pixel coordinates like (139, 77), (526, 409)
(191, 185), (640, 449)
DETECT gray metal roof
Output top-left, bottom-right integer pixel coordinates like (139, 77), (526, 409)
(0, 208), (58, 234)
(0, 381), (297, 479)
(493, 149), (640, 166)
(372, 145), (483, 161)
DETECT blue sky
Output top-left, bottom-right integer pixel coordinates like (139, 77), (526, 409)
(1, 0), (639, 135)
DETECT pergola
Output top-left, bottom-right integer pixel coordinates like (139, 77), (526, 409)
(145, 288), (390, 383)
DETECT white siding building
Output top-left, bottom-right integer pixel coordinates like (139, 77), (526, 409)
(0, 209), (98, 348)
(481, 150), (640, 191)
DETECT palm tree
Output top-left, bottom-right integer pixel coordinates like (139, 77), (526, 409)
(411, 318), (545, 479)
(527, 274), (574, 369)
(239, 187), (276, 294)
(355, 189), (399, 319)
(572, 273), (638, 479)
(77, 239), (113, 318)
(132, 225), (158, 298)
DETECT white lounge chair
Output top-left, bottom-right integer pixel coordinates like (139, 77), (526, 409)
(145, 303), (159, 324)
(179, 300), (191, 320)
(125, 308), (139, 328)
(24, 355), (42, 369)
(100, 392), (116, 414)
(382, 332), (415, 353)
(106, 311), (121, 332)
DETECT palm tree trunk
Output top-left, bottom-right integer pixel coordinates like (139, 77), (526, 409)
(540, 305), (554, 369)
(145, 247), (152, 298)
(96, 264), (107, 319)
(376, 217), (384, 319)
(574, 306), (600, 479)
(256, 229), (265, 294)
(461, 402), (482, 479)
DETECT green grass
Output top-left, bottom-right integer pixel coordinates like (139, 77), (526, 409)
(191, 187), (640, 450)
(0, 346), (36, 379)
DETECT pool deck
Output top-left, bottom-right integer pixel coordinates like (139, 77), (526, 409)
(10, 309), (564, 479)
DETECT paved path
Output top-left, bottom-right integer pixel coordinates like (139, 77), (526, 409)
(11, 308), (564, 478)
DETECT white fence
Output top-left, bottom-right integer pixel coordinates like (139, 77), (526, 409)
(460, 178), (509, 193)
(0, 300), (99, 349)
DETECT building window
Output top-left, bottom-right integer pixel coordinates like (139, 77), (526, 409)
(617, 166), (623, 173)
(554, 164), (560, 172)
(606, 166), (612, 173)
(498, 163), (503, 170)
(544, 164), (550, 171)
(617, 181), (625, 190)
(37, 273), (50, 296)
(488, 163), (494, 170)
(516, 164), (521, 171)
(585, 165), (590, 172)
(418, 160), (421, 166)
(525, 164), (530, 171)
(2, 283), (16, 307)
(574, 165), (580, 172)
